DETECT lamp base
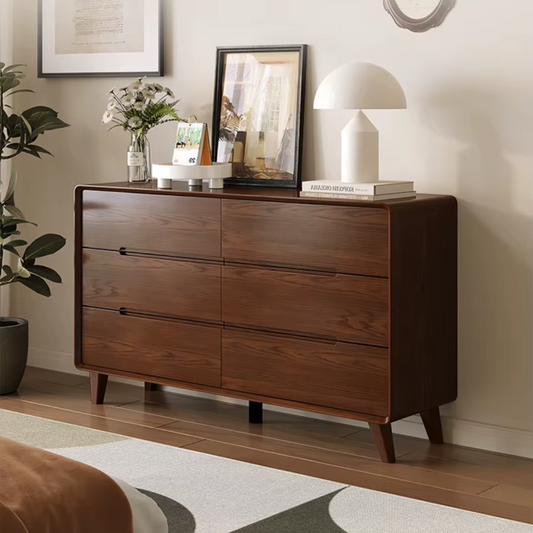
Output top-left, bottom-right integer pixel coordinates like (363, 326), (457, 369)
(341, 111), (379, 183)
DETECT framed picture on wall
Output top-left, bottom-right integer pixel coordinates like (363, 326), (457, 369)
(38, 0), (164, 78)
(212, 45), (308, 188)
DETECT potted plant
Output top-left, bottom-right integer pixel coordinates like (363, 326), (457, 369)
(104, 80), (184, 182)
(0, 63), (69, 394)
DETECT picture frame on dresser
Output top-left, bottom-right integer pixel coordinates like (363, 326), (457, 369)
(211, 45), (308, 188)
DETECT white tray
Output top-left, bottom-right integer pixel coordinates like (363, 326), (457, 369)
(152, 162), (233, 189)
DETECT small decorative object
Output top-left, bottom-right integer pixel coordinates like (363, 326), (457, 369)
(0, 63), (69, 394)
(314, 63), (406, 184)
(172, 120), (212, 167)
(38, 0), (164, 78)
(212, 45), (307, 188)
(384, 0), (456, 32)
(152, 162), (233, 190)
(104, 79), (184, 183)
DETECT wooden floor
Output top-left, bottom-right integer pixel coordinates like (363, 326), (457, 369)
(1, 367), (532, 525)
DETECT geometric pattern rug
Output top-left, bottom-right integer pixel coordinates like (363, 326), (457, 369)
(1, 410), (530, 533)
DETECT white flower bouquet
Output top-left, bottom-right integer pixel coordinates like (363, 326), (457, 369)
(103, 78), (184, 135)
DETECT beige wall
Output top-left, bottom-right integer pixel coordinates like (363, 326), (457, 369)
(8, 0), (533, 455)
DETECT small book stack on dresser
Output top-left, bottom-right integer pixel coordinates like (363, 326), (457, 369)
(301, 180), (415, 201)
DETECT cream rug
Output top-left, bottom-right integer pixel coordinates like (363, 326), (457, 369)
(0, 409), (530, 533)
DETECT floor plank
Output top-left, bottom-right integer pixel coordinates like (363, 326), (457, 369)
(161, 419), (496, 495)
(479, 484), (533, 508)
(184, 440), (533, 524)
(346, 430), (533, 490)
(10, 388), (174, 428)
(0, 398), (204, 448)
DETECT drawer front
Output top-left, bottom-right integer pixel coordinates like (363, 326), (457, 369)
(223, 266), (389, 347)
(83, 249), (221, 322)
(83, 190), (221, 258)
(82, 308), (221, 387)
(223, 200), (388, 277)
(222, 330), (389, 416)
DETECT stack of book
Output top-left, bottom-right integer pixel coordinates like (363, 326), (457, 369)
(301, 180), (415, 201)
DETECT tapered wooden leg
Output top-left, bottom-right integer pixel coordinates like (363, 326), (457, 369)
(89, 372), (108, 405)
(369, 422), (396, 463)
(420, 407), (444, 444)
(249, 401), (263, 424)
(144, 382), (160, 392)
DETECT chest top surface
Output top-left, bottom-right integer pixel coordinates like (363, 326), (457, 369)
(77, 181), (453, 211)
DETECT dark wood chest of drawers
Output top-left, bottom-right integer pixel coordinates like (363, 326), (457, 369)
(75, 183), (457, 463)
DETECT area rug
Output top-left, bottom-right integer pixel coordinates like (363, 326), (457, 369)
(0, 409), (530, 533)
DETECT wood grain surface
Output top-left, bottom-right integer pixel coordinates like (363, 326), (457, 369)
(82, 308), (221, 387)
(222, 200), (389, 277)
(389, 196), (458, 419)
(83, 249), (221, 323)
(222, 329), (389, 415)
(223, 265), (389, 346)
(82, 190), (221, 258)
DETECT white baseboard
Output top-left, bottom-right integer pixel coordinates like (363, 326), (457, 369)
(28, 348), (533, 459)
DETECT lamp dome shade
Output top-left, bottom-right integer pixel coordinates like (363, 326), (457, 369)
(314, 62), (407, 110)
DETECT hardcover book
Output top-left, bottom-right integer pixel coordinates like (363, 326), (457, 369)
(300, 191), (416, 201)
(302, 180), (414, 195)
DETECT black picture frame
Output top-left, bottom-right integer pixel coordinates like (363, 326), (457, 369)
(212, 45), (308, 189)
(38, 0), (164, 78)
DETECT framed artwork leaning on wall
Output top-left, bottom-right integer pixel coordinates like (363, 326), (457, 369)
(212, 45), (308, 188)
(38, 0), (164, 78)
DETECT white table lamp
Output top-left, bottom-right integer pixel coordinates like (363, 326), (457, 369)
(314, 63), (406, 183)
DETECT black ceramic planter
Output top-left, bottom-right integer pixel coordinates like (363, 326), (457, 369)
(0, 318), (29, 395)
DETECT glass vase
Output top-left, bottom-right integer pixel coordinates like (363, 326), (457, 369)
(127, 132), (152, 183)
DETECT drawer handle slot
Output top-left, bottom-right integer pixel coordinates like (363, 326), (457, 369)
(117, 307), (222, 329)
(116, 248), (221, 265)
(225, 325), (339, 345)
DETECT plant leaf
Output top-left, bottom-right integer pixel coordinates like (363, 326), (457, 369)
(6, 239), (27, 247)
(4, 204), (25, 220)
(25, 144), (54, 157)
(26, 264), (62, 283)
(3, 244), (20, 257)
(4, 89), (35, 97)
(1, 217), (36, 227)
(24, 234), (66, 260)
(3, 165), (17, 203)
(1, 64), (25, 73)
(17, 274), (51, 297)
(2, 265), (13, 277)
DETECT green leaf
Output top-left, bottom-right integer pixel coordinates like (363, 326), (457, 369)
(24, 234), (66, 260)
(17, 274), (51, 297)
(26, 264), (62, 283)
(2, 265), (13, 277)
(2, 64), (25, 73)
(25, 144), (53, 157)
(4, 89), (34, 97)
(20, 113), (33, 135)
(3, 244), (20, 257)
(4, 204), (25, 220)
(1, 217), (36, 227)
(2, 230), (21, 238)
(3, 165), (17, 203)
(22, 106), (70, 141)
(6, 239), (27, 247)
(0, 77), (20, 92)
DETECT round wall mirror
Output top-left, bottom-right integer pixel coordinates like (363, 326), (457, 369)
(384, 0), (456, 32)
